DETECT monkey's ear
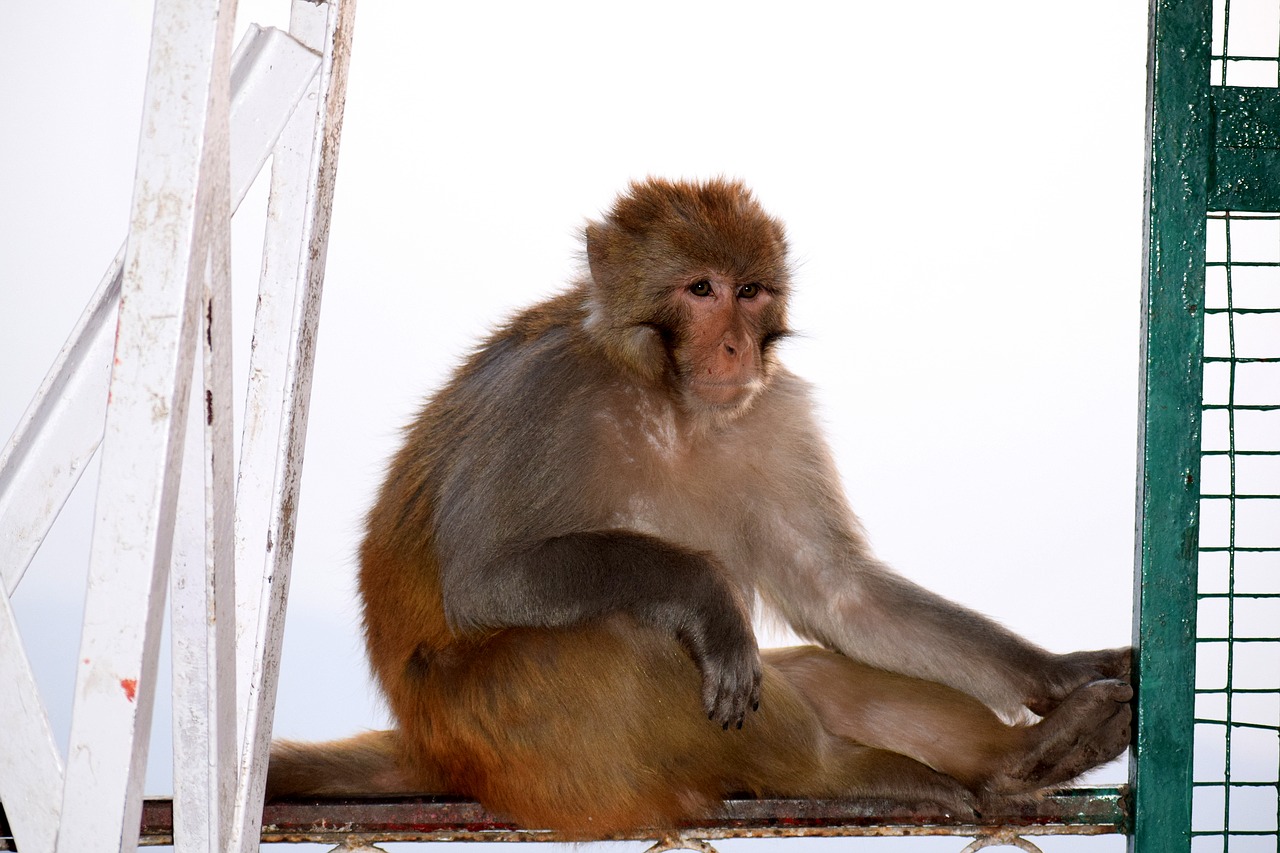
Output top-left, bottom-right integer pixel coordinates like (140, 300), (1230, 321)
(584, 222), (616, 291)
(583, 220), (667, 382)
(619, 326), (668, 383)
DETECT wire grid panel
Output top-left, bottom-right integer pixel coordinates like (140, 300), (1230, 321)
(1213, 0), (1280, 86)
(1194, 209), (1280, 851)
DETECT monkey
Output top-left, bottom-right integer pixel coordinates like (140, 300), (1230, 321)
(267, 177), (1132, 836)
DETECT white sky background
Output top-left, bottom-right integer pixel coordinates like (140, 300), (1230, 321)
(0, 2), (1150, 851)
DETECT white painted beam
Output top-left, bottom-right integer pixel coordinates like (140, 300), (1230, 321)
(0, 591), (63, 853)
(55, 0), (238, 848)
(0, 252), (123, 595)
(0, 24), (319, 597)
(169, 114), (239, 853)
(0, 12), (329, 853)
(230, 2), (356, 850)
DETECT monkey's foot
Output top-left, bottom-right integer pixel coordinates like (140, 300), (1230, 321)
(915, 786), (979, 822)
(996, 678), (1132, 794)
(877, 773), (977, 821)
(835, 746), (978, 821)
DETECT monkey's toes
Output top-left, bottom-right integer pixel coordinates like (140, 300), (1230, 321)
(1081, 689), (1132, 765)
(1033, 687), (1131, 790)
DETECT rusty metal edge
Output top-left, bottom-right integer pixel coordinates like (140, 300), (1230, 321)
(0, 787), (1126, 847)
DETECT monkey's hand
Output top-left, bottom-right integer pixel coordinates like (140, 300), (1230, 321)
(673, 592), (763, 730)
(1027, 646), (1132, 717)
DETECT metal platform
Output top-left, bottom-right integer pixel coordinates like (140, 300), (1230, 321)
(0, 788), (1126, 848)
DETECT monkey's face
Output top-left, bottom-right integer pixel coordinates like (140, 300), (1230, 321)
(582, 178), (793, 419)
(668, 272), (778, 414)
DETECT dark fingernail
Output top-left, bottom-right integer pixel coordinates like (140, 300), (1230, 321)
(736, 719), (743, 730)
(722, 721), (729, 731)
(752, 701), (759, 712)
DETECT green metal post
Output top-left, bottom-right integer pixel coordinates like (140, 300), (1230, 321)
(1130, 1), (1213, 851)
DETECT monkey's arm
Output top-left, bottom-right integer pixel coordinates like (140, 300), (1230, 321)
(441, 531), (762, 728)
(748, 378), (1128, 719)
(771, 548), (1128, 719)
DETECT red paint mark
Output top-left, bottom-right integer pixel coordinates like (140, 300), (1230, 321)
(82, 658), (90, 665)
(121, 678), (138, 702)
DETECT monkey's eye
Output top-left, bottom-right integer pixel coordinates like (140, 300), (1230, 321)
(689, 280), (713, 297)
(738, 283), (760, 299)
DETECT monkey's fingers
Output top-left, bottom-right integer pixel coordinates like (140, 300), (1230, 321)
(702, 643), (763, 729)
(1030, 647), (1134, 716)
(677, 594), (763, 728)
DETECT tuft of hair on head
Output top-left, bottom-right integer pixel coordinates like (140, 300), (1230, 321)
(582, 177), (792, 380)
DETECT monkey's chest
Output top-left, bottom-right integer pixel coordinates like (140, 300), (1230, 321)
(598, 449), (758, 568)
(588, 396), (768, 565)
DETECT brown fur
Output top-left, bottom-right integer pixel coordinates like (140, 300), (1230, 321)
(268, 178), (1132, 834)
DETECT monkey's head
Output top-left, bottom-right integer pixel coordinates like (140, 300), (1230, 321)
(583, 178), (792, 417)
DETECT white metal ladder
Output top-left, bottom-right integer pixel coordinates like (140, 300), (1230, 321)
(0, 0), (355, 850)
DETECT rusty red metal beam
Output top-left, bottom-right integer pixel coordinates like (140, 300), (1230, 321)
(0, 787), (1127, 848)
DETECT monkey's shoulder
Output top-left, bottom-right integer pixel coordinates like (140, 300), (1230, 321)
(490, 288), (587, 346)
(452, 288), (639, 409)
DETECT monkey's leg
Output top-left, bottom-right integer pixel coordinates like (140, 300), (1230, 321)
(768, 646), (1130, 797)
(761, 738), (979, 818)
(393, 620), (974, 835)
(767, 646), (1028, 790)
(718, 659), (977, 816)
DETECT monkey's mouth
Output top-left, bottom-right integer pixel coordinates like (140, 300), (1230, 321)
(687, 378), (763, 408)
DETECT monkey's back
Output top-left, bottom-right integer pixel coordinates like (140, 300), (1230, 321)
(357, 285), (623, 723)
(361, 290), (574, 616)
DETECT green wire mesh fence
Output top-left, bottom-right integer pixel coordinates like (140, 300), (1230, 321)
(1188, 4), (1280, 851)
(1193, 210), (1280, 850)
(1212, 0), (1280, 87)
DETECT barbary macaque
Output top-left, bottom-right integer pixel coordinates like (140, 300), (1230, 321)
(268, 177), (1132, 835)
